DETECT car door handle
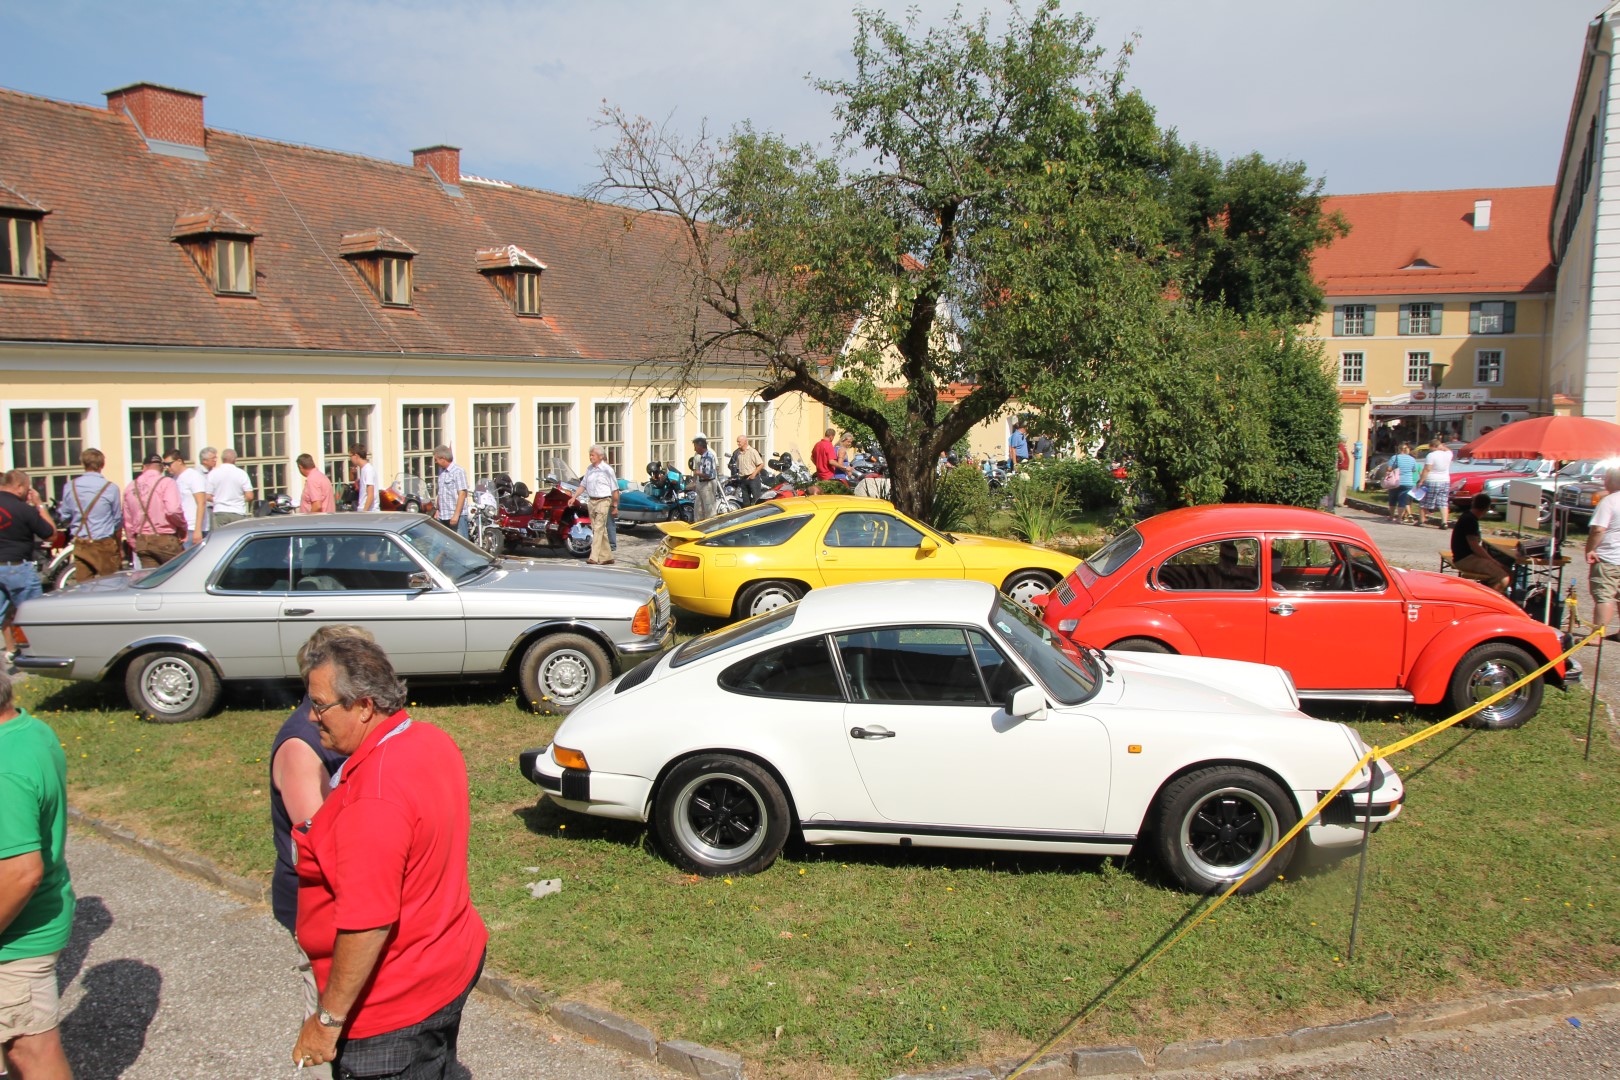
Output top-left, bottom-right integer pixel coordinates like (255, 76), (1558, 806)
(849, 726), (896, 740)
(1269, 603), (1296, 616)
(283, 607), (314, 617)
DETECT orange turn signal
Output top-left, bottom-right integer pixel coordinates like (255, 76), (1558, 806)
(631, 602), (652, 636)
(553, 745), (589, 770)
(9, 626), (27, 648)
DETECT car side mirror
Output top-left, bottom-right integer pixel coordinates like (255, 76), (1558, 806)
(407, 572), (434, 592)
(1004, 684), (1047, 720)
(917, 536), (938, 556)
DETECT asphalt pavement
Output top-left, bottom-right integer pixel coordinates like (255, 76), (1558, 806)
(24, 830), (677, 1080)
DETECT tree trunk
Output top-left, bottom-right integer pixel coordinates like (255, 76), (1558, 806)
(881, 437), (938, 523)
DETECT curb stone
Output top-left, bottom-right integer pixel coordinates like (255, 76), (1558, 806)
(65, 807), (738, 1078)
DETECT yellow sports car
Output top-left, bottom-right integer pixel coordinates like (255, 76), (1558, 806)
(651, 495), (1079, 619)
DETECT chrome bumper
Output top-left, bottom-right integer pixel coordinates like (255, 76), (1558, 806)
(13, 654), (76, 674)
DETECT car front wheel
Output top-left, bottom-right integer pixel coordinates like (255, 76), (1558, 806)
(1450, 642), (1542, 730)
(1152, 767), (1299, 894)
(1001, 569), (1059, 614)
(125, 650), (221, 723)
(653, 754), (791, 876)
(519, 633), (610, 713)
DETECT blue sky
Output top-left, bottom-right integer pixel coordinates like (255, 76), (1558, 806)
(3, 0), (1601, 197)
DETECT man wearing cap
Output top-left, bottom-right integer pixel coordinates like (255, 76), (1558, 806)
(55, 448), (123, 581)
(689, 433), (719, 521)
(123, 452), (186, 567)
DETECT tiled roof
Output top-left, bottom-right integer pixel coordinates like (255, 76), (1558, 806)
(0, 87), (719, 361)
(1312, 186), (1555, 297)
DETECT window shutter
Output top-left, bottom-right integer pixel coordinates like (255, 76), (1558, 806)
(1504, 301), (1516, 333)
(1333, 306), (1344, 336)
(1398, 304), (1411, 335)
(1469, 302), (1481, 334)
(1428, 303), (1441, 335)
(1362, 306), (1374, 335)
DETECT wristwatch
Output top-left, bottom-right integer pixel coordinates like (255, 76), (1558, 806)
(318, 1008), (346, 1028)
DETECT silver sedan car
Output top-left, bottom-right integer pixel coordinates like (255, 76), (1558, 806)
(12, 514), (674, 721)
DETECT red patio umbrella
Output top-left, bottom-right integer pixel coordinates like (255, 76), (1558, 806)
(1461, 415), (1620, 461)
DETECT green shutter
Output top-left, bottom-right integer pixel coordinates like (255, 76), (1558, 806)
(1363, 305), (1375, 335)
(1333, 306), (1344, 336)
(1504, 301), (1516, 333)
(1399, 303), (1410, 335)
(1469, 302), (1481, 334)
(1428, 303), (1441, 335)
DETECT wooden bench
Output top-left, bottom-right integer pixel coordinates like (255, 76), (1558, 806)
(1438, 550), (1498, 584)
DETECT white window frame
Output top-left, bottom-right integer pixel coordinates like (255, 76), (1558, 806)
(380, 256), (413, 306)
(514, 270), (541, 316)
(227, 400), (298, 500)
(5, 400), (100, 502)
(648, 400), (680, 472)
(744, 400), (770, 457)
(468, 399), (516, 485)
(1405, 351), (1432, 387)
(317, 400), (380, 491)
(125, 402), (203, 471)
(1475, 348), (1505, 386)
(698, 399), (729, 451)
(214, 237), (254, 295)
(1338, 352), (1365, 386)
(1340, 304), (1367, 336)
(534, 400), (576, 481)
(1408, 302), (1435, 336)
(1477, 300), (1508, 335)
(397, 400), (450, 501)
(592, 398), (632, 474)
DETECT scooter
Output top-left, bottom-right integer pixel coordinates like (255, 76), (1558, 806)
(616, 462), (695, 527)
(525, 458), (594, 558)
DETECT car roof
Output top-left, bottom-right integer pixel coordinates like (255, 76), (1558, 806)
(208, 512), (427, 536)
(790, 578), (1000, 631)
(767, 494), (900, 513)
(1133, 504), (1378, 549)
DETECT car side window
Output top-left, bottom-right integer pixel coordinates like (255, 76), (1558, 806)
(699, 516), (812, 549)
(822, 512), (927, 549)
(1270, 538), (1371, 593)
(293, 534), (421, 592)
(1156, 538), (1259, 592)
(966, 629), (1029, 705)
(214, 537), (292, 593)
(835, 627), (988, 705)
(1341, 542), (1387, 591)
(718, 635), (842, 700)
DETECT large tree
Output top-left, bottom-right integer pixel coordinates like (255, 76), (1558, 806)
(590, 2), (1341, 519)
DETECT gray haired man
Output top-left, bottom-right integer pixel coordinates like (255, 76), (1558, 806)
(432, 445), (470, 539)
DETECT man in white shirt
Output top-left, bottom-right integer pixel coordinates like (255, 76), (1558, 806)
(207, 448), (256, 527)
(350, 444), (379, 512)
(571, 445), (618, 565)
(172, 448), (210, 546)
(1585, 467), (1620, 641)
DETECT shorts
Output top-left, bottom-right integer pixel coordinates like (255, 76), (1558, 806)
(0, 952), (62, 1040)
(0, 563), (44, 622)
(1422, 487), (1449, 512)
(1591, 560), (1620, 604)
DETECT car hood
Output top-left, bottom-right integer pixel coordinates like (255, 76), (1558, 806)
(947, 531), (1079, 565)
(1097, 651), (1300, 715)
(462, 557), (658, 604)
(1394, 566), (1524, 611)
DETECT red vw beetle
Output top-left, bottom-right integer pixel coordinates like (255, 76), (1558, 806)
(1040, 506), (1570, 729)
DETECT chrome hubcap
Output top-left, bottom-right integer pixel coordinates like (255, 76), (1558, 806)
(144, 660), (198, 712)
(541, 650), (594, 704)
(1469, 659), (1527, 720)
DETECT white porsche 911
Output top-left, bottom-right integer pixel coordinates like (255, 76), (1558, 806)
(519, 579), (1403, 894)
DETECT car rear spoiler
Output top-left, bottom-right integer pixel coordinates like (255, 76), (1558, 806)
(657, 522), (704, 542)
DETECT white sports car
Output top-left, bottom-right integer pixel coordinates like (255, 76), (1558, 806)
(519, 579), (1404, 894)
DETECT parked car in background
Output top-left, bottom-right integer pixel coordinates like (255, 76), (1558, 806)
(649, 495), (1077, 619)
(12, 514), (673, 721)
(1039, 505), (1571, 730)
(1449, 458), (1556, 517)
(1555, 459), (1620, 525)
(520, 579), (1404, 894)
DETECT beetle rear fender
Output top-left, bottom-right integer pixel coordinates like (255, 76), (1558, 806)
(1403, 615), (1566, 704)
(1067, 608), (1202, 656)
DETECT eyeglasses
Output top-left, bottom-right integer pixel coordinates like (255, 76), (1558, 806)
(309, 698), (345, 719)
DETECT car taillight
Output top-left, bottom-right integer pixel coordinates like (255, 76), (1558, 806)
(1057, 619), (1079, 632)
(10, 626), (27, 647)
(631, 602), (652, 636)
(663, 554), (701, 570)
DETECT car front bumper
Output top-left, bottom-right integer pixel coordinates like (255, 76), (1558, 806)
(519, 744), (652, 823)
(614, 620), (675, 670)
(1305, 757), (1405, 848)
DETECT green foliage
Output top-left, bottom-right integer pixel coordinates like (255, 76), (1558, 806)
(1006, 478), (1073, 543)
(810, 480), (849, 495)
(1227, 326), (1341, 506)
(832, 377), (968, 460)
(931, 463), (992, 532)
(1015, 457), (1120, 513)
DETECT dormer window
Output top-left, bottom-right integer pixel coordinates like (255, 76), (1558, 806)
(341, 229), (418, 308)
(0, 181), (49, 282)
(475, 244), (546, 318)
(171, 209), (258, 296)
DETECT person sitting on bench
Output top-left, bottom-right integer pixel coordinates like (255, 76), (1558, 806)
(1451, 493), (1511, 595)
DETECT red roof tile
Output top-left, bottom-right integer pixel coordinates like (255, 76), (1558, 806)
(0, 87), (725, 362)
(1313, 187), (1555, 297)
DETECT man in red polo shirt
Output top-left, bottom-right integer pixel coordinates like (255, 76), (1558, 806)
(290, 637), (487, 1078)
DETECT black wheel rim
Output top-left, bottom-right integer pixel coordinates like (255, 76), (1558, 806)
(1179, 787), (1278, 881)
(673, 773), (767, 864)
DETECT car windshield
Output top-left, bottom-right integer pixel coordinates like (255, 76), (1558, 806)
(1558, 459), (1600, 479)
(130, 540), (207, 589)
(399, 520), (492, 583)
(1083, 528), (1143, 577)
(670, 605), (797, 667)
(691, 503), (784, 537)
(987, 595), (1100, 705)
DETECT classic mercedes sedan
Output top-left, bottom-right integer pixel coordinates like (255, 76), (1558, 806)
(520, 579), (1403, 894)
(12, 514), (673, 721)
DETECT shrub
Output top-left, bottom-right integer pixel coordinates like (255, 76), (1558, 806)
(931, 464), (991, 532)
(1017, 458), (1120, 513)
(1007, 480), (1073, 544)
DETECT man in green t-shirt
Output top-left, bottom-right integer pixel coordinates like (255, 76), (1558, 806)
(0, 668), (76, 1078)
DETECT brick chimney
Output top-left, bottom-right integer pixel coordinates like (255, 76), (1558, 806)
(412, 145), (461, 186)
(106, 82), (205, 148)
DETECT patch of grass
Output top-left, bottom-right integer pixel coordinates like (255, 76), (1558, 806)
(25, 677), (1618, 1079)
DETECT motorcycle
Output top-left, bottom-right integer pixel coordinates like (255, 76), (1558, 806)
(718, 452), (815, 513)
(467, 481), (504, 555)
(615, 462), (695, 527)
(490, 473), (538, 550)
(525, 458), (594, 558)
(380, 473), (430, 513)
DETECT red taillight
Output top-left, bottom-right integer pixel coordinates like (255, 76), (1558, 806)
(10, 626), (28, 647)
(663, 554), (701, 570)
(631, 603), (652, 636)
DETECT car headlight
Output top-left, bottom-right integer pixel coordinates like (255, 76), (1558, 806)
(1450, 480), (1464, 493)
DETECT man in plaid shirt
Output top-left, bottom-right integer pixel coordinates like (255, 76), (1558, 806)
(432, 446), (469, 539)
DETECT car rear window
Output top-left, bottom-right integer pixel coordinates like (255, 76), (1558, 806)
(691, 503), (784, 537)
(698, 515), (810, 548)
(1083, 528), (1142, 578)
(671, 605), (797, 667)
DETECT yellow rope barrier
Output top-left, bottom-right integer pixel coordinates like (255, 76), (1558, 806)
(1004, 627), (1601, 1079)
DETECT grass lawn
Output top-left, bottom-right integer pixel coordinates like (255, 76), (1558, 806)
(22, 669), (1619, 1079)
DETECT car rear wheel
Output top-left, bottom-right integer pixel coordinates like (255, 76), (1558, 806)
(654, 754), (790, 876)
(1450, 642), (1542, 730)
(1153, 766), (1298, 894)
(1001, 569), (1059, 614)
(519, 633), (610, 713)
(737, 580), (804, 619)
(125, 650), (221, 723)
(1110, 637), (1174, 654)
